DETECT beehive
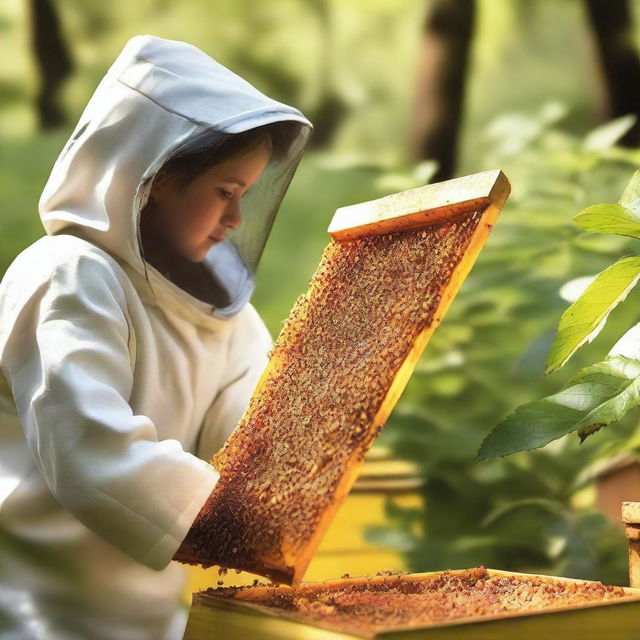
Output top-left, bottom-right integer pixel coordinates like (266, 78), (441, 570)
(179, 170), (511, 586)
(623, 501), (640, 588)
(184, 568), (640, 639)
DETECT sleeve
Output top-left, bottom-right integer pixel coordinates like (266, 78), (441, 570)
(0, 249), (220, 571)
(195, 303), (273, 460)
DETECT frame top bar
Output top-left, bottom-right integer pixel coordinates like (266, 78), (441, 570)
(328, 169), (511, 241)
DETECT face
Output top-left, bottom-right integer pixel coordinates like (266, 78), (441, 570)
(146, 141), (271, 263)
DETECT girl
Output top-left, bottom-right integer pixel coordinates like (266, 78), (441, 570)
(0, 35), (312, 640)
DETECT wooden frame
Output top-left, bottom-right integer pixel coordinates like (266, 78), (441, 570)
(327, 169), (510, 241)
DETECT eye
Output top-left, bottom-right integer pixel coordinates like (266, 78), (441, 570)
(217, 188), (233, 201)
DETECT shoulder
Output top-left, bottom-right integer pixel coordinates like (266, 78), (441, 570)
(0, 234), (135, 321)
(2, 234), (130, 301)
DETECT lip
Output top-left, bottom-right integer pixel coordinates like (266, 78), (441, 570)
(209, 235), (225, 242)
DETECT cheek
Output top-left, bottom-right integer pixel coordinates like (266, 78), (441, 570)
(186, 193), (224, 228)
(168, 192), (213, 233)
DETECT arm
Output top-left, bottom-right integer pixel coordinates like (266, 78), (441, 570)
(173, 303), (272, 564)
(193, 303), (272, 459)
(0, 248), (220, 570)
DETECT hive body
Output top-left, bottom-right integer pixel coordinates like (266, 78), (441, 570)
(186, 172), (509, 585)
(197, 568), (632, 638)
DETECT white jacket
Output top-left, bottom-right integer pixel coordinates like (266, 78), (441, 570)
(0, 35), (312, 640)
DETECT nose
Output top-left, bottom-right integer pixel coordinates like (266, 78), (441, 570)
(222, 198), (242, 230)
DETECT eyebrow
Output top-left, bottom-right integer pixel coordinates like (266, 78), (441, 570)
(222, 178), (247, 187)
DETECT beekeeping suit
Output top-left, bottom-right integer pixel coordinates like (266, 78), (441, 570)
(0, 35), (312, 640)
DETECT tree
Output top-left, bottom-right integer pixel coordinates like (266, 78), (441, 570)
(306, 0), (349, 149)
(409, 0), (476, 182)
(584, 0), (640, 147)
(29, 0), (73, 129)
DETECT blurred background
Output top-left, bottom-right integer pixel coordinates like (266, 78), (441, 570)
(3, 0), (640, 590)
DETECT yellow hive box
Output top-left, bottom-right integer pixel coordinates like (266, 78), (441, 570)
(184, 569), (640, 639)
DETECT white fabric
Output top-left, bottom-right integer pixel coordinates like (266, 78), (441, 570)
(0, 34), (311, 640)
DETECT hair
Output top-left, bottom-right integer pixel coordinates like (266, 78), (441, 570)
(150, 120), (306, 192)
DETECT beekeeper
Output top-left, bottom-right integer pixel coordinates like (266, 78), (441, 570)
(0, 35), (312, 640)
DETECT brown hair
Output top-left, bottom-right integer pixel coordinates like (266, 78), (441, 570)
(151, 120), (305, 192)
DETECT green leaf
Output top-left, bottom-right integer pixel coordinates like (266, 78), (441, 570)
(609, 322), (640, 360)
(545, 256), (640, 373)
(559, 275), (596, 303)
(481, 498), (567, 528)
(573, 204), (640, 239)
(582, 114), (636, 152)
(618, 169), (640, 213)
(363, 526), (417, 552)
(477, 356), (640, 460)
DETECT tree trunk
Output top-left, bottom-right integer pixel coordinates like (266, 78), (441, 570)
(409, 0), (476, 182)
(307, 0), (349, 149)
(28, 0), (73, 130)
(584, 0), (640, 146)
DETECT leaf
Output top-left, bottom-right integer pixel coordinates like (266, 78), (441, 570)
(576, 423), (606, 443)
(573, 204), (640, 239)
(477, 356), (640, 460)
(609, 322), (640, 360)
(582, 114), (636, 152)
(481, 498), (567, 528)
(559, 275), (597, 303)
(545, 256), (640, 373)
(618, 169), (640, 213)
(413, 160), (438, 184)
(580, 322), (640, 435)
(571, 233), (632, 256)
(363, 526), (417, 552)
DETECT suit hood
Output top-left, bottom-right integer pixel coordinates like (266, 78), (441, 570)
(38, 35), (313, 324)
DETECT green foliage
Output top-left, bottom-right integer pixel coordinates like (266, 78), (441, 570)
(546, 256), (640, 373)
(3, 0), (640, 587)
(573, 204), (640, 239)
(581, 115), (637, 152)
(369, 106), (640, 584)
(478, 356), (640, 460)
(481, 159), (640, 463)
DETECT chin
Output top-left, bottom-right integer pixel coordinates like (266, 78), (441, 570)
(179, 247), (207, 263)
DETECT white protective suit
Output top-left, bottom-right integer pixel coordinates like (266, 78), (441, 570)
(0, 35), (312, 640)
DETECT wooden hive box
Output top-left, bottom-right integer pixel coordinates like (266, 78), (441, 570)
(184, 568), (640, 639)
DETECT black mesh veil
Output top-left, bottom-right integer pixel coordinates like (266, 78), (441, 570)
(140, 119), (312, 319)
(223, 122), (311, 272)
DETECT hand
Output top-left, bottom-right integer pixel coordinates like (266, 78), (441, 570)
(172, 490), (217, 565)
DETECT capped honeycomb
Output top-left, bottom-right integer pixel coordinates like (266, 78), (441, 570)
(178, 193), (503, 585)
(200, 568), (628, 637)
